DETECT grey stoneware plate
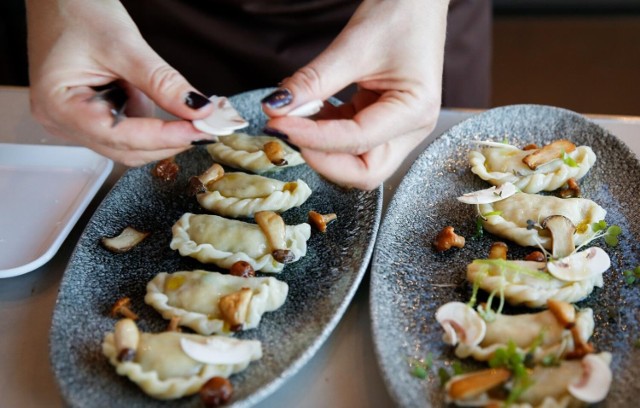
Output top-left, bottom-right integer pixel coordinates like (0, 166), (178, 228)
(49, 88), (382, 407)
(370, 105), (640, 407)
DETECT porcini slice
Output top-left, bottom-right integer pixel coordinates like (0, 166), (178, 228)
(541, 215), (576, 259)
(546, 247), (611, 282)
(522, 139), (577, 170)
(568, 353), (612, 403)
(446, 368), (511, 401)
(457, 182), (518, 205)
(192, 96), (248, 136)
(180, 337), (261, 365)
(218, 288), (252, 327)
(198, 163), (225, 186)
(436, 302), (486, 347)
(254, 211), (294, 263)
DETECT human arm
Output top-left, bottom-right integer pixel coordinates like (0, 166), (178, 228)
(25, 0), (215, 166)
(261, 0), (449, 190)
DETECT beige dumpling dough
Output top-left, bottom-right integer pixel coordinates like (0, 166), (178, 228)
(102, 329), (261, 400)
(197, 171), (312, 218)
(145, 270), (289, 335)
(207, 133), (304, 173)
(469, 144), (596, 193)
(170, 213), (311, 273)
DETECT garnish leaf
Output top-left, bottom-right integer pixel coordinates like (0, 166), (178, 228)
(562, 151), (579, 168)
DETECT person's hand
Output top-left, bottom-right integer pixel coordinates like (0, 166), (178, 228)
(26, 0), (215, 166)
(261, 0), (449, 190)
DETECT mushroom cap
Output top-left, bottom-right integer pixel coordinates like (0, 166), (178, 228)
(192, 96), (248, 135)
(568, 353), (612, 403)
(541, 214), (576, 259)
(457, 183), (518, 205)
(180, 337), (262, 365)
(547, 247), (611, 282)
(436, 302), (486, 347)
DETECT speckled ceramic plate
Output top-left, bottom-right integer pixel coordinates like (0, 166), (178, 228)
(370, 105), (640, 407)
(50, 88), (382, 407)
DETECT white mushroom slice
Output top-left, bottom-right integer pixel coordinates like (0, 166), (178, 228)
(547, 247), (611, 281)
(207, 133), (304, 173)
(477, 192), (606, 251)
(467, 259), (605, 307)
(102, 327), (262, 400)
(457, 182), (518, 205)
(568, 353), (613, 403)
(197, 171), (312, 218)
(192, 96), (248, 136)
(170, 213), (311, 273)
(469, 144), (596, 193)
(101, 227), (150, 253)
(469, 140), (521, 150)
(180, 337), (261, 365)
(287, 99), (323, 117)
(436, 302), (486, 347)
(145, 270), (288, 335)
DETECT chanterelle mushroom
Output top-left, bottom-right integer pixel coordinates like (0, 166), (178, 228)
(541, 215), (576, 259)
(436, 302), (486, 347)
(433, 226), (466, 252)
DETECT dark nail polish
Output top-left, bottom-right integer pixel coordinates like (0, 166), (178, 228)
(191, 139), (217, 146)
(261, 88), (293, 109)
(263, 127), (299, 152)
(185, 92), (211, 109)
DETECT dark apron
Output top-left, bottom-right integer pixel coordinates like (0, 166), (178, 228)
(122, 0), (491, 108)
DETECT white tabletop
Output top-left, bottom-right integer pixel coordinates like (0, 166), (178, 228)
(1, 86), (639, 408)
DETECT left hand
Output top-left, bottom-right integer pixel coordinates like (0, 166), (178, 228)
(261, 0), (450, 190)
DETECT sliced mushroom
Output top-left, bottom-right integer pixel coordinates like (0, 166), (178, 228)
(101, 227), (150, 253)
(546, 247), (611, 282)
(522, 139), (577, 170)
(263, 141), (287, 166)
(436, 302), (486, 347)
(114, 318), (140, 362)
(254, 211), (292, 262)
(218, 287), (252, 327)
(541, 215), (576, 259)
(567, 353), (612, 403)
(446, 368), (511, 401)
(547, 299), (576, 328)
(457, 182), (518, 205)
(199, 163), (225, 186)
(180, 336), (261, 365)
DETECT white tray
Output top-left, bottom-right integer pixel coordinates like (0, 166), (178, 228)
(0, 143), (113, 278)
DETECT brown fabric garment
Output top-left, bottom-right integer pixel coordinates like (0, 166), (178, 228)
(122, 0), (491, 108)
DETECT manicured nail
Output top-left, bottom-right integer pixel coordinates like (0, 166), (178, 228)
(185, 92), (211, 109)
(261, 88), (293, 109)
(191, 139), (217, 146)
(263, 127), (299, 152)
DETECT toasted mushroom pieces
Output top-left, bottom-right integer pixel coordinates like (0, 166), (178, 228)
(522, 139), (577, 170)
(433, 226), (466, 252)
(101, 227), (150, 253)
(254, 211), (294, 263)
(111, 297), (139, 320)
(308, 211), (337, 233)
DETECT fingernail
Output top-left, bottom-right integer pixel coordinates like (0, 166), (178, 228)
(261, 88), (293, 109)
(191, 139), (217, 146)
(263, 127), (299, 152)
(185, 92), (211, 109)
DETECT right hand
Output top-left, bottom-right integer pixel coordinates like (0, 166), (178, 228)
(26, 0), (215, 166)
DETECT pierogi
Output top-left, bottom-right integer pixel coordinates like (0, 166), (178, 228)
(469, 142), (596, 193)
(207, 133), (304, 173)
(102, 323), (261, 400)
(170, 213), (311, 273)
(145, 270), (288, 335)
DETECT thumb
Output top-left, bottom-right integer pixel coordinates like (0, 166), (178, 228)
(261, 37), (363, 117)
(112, 40), (214, 121)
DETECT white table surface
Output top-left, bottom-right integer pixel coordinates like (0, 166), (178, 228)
(1, 85), (638, 408)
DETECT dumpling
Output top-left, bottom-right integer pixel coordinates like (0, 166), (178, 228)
(170, 212), (311, 273)
(436, 301), (594, 363)
(444, 352), (612, 407)
(478, 192), (606, 250)
(145, 270), (288, 335)
(466, 256), (608, 308)
(469, 140), (596, 193)
(206, 132), (304, 173)
(102, 319), (261, 399)
(193, 163), (312, 218)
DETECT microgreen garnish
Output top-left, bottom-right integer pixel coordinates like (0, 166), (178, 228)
(451, 361), (465, 376)
(408, 354), (433, 379)
(483, 210), (503, 217)
(526, 219), (538, 230)
(541, 354), (559, 367)
(576, 220), (622, 249)
(489, 340), (533, 405)
(474, 216), (484, 239)
(634, 339), (640, 349)
(623, 266), (640, 285)
(438, 367), (451, 387)
(472, 259), (552, 281)
(562, 151), (579, 168)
